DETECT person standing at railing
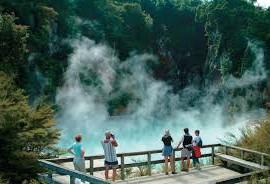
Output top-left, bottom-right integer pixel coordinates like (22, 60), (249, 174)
(192, 130), (202, 170)
(67, 134), (86, 177)
(176, 128), (193, 172)
(162, 129), (177, 175)
(101, 131), (118, 182)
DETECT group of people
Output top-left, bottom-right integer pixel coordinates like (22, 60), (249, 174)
(162, 128), (202, 175)
(67, 128), (202, 182)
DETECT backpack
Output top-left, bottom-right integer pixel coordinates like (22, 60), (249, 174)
(183, 135), (193, 151)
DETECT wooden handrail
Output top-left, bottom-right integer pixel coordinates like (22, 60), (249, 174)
(85, 153), (213, 173)
(43, 144), (221, 181)
(220, 144), (270, 167)
(220, 144), (270, 157)
(47, 144), (221, 164)
(39, 160), (110, 184)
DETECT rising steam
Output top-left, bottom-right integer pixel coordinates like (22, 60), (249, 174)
(56, 37), (266, 154)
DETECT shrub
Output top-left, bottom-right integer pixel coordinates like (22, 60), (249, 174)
(0, 72), (60, 183)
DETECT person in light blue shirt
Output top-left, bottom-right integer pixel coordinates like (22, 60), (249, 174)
(68, 134), (86, 173)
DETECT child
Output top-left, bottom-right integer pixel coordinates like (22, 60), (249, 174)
(192, 130), (202, 170)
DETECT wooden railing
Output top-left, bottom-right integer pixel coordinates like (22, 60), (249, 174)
(39, 160), (110, 184)
(216, 144), (270, 183)
(39, 144), (270, 183)
(220, 144), (270, 166)
(44, 144), (220, 181)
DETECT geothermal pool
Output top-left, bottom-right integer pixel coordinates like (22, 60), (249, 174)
(57, 110), (263, 155)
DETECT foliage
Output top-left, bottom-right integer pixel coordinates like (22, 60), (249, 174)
(0, 176), (6, 184)
(0, 14), (28, 78)
(75, 0), (153, 58)
(131, 159), (153, 176)
(0, 0), (72, 101)
(196, 0), (269, 80)
(220, 53), (233, 78)
(0, 72), (60, 183)
(228, 114), (270, 182)
(0, 0), (269, 105)
(0, 0), (269, 110)
(116, 168), (133, 180)
(236, 117), (270, 155)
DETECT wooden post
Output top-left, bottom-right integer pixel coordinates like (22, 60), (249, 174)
(90, 157), (94, 175)
(70, 176), (75, 184)
(225, 146), (228, 155)
(121, 154), (125, 180)
(211, 146), (215, 165)
(172, 150), (176, 172)
(240, 150), (244, 159)
(48, 172), (53, 182)
(147, 152), (151, 176)
(261, 155), (264, 166)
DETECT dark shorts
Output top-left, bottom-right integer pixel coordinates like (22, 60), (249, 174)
(104, 160), (118, 168)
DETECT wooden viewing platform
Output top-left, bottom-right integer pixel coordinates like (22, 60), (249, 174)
(39, 144), (270, 184)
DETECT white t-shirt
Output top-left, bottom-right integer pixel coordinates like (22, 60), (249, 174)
(101, 140), (117, 162)
(193, 136), (202, 146)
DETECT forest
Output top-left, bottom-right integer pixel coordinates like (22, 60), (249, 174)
(0, 0), (270, 183)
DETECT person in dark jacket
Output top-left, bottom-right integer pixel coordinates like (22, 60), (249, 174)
(176, 128), (193, 172)
(162, 130), (177, 175)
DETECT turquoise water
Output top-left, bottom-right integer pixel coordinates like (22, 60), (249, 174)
(58, 111), (260, 156)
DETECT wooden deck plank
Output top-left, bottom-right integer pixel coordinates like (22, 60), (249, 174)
(50, 166), (240, 184)
(215, 153), (269, 170)
(116, 166), (241, 184)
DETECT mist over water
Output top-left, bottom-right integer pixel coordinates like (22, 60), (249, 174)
(56, 37), (266, 155)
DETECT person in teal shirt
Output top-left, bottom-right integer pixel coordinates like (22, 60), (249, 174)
(68, 134), (86, 173)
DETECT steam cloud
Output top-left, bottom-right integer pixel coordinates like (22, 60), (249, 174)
(56, 37), (266, 154)
(224, 41), (267, 89)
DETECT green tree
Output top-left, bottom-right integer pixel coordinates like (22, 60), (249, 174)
(196, 0), (257, 78)
(117, 2), (153, 57)
(0, 14), (28, 77)
(0, 1), (72, 101)
(0, 72), (60, 183)
(0, 0), (270, 111)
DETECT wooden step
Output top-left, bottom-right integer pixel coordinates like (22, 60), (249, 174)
(216, 153), (269, 171)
